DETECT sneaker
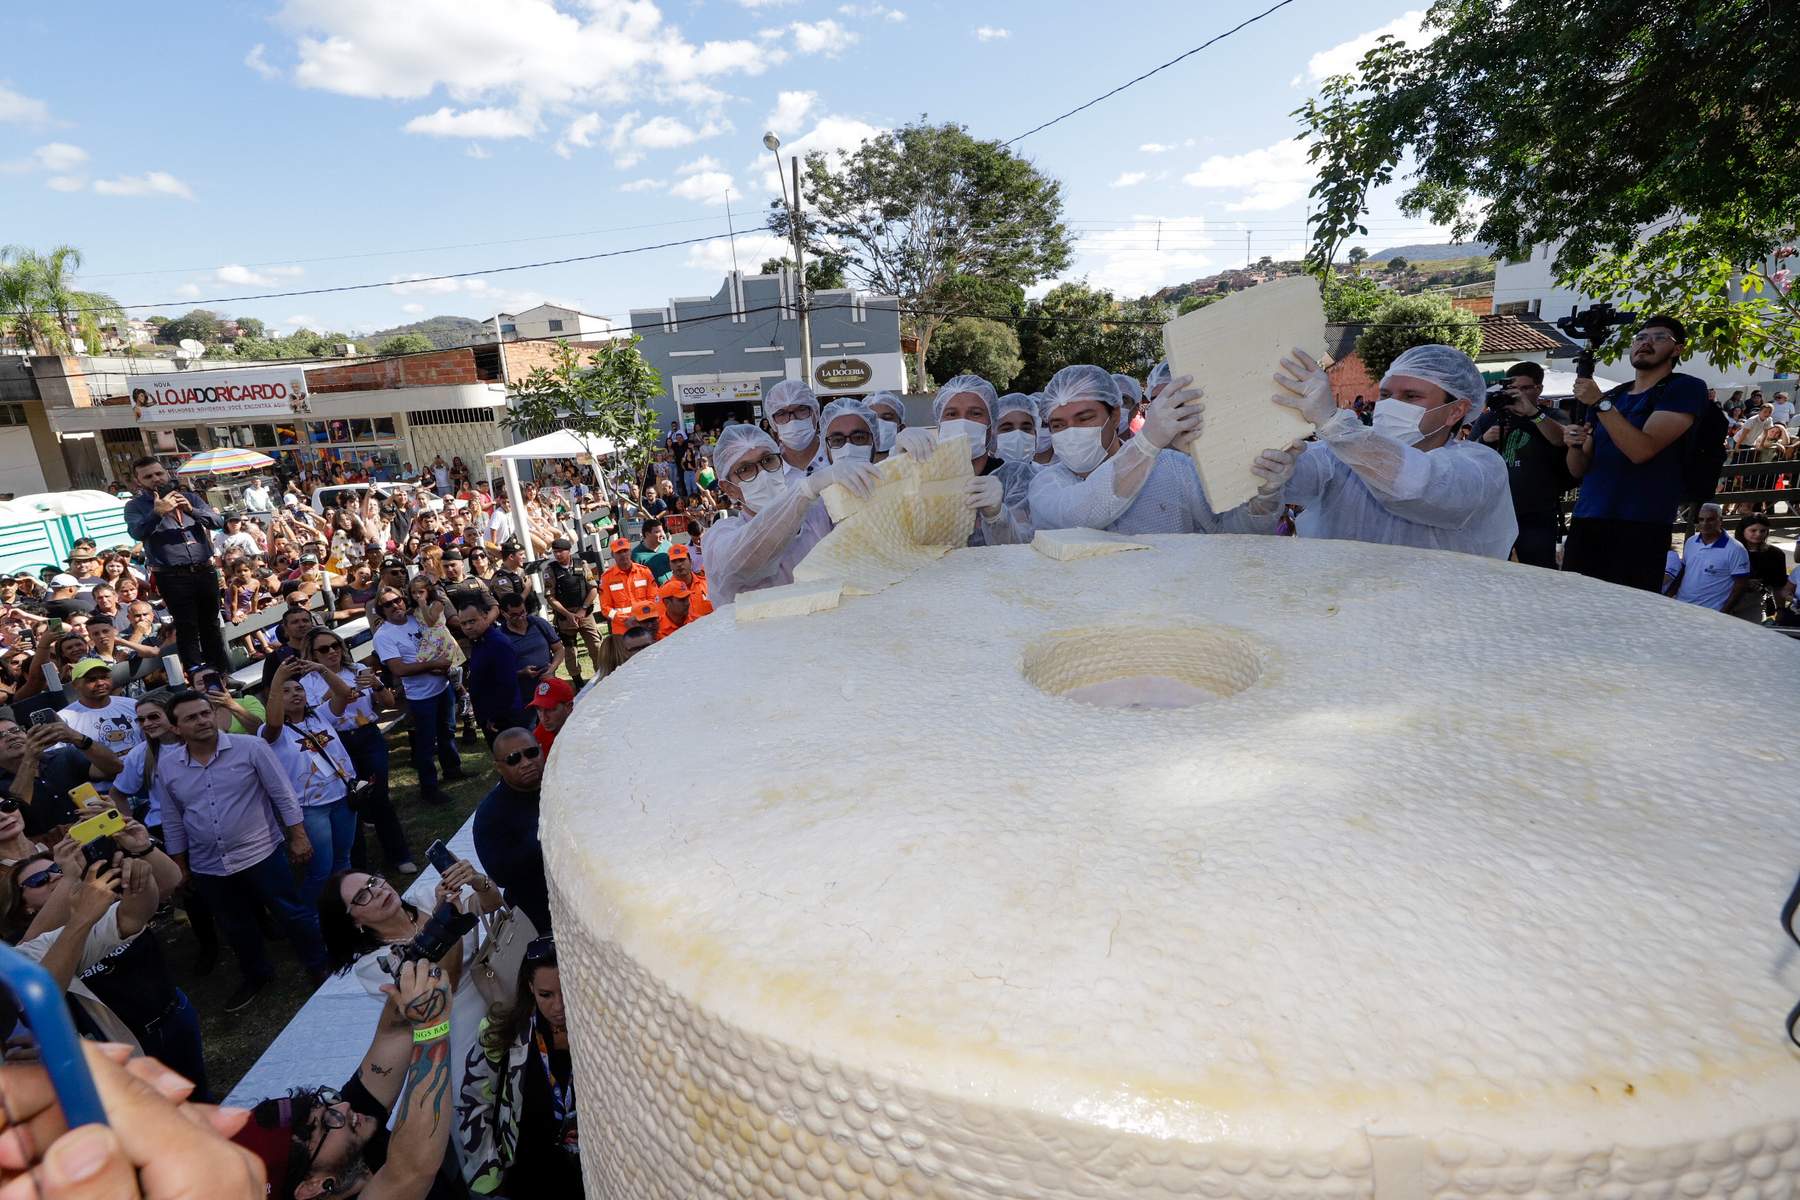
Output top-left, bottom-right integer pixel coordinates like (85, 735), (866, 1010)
(396, 860), (419, 875)
(224, 978), (268, 1014)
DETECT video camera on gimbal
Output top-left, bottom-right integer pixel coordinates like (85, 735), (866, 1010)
(1555, 301), (1637, 381)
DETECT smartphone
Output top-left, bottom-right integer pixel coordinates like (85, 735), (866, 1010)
(47, 617), (63, 635)
(68, 782), (102, 812)
(69, 808), (125, 847)
(28, 709), (58, 727)
(424, 839), (458, 875)
(0, 943), (107, 1128)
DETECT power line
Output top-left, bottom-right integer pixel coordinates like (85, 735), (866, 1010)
(1004, 0), (1301, 145)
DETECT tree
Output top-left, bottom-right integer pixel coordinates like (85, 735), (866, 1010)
(1385, 256), (1409, 274)
(212, 328), (353, 360)
(374, 333), (435, 357)
(1298, 0), (1800, 370)
(1353, 293), (1481, 379)
(1321, 274), (1388, 323)
(0, 244), (125, 354)
(767, 120), (1073, 390)
(1347, 246), (1369, 268)
(926, 318), (1023, 389)
(156, 309), (224, 346)
(758, 255), (848, 291)
(1014, 282), (1166, 394)
(1177, 294), (1221, 316)
(236, 317), (267, 339)
(501, 337), (664, 471)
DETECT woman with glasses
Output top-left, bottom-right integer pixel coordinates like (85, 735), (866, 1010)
(303, 628), (416, 876)
(0, 792), (46, 867)
(263, 657), (364, 902)
(457, 935), (581, 1196)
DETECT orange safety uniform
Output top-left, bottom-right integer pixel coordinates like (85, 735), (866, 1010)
(599, 562), (658, 635)
(684, 571), (713, 618)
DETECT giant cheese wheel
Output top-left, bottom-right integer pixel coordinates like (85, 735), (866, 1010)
(544, 535), (1800, 1199)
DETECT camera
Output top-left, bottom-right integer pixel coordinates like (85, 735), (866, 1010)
(380, 900), (476, 975)
(154, 480), (179, 497)
(1485, 384), (1521, 413)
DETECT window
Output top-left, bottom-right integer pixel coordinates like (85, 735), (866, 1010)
(501, 323), (517, 335)
(408, 407), (496, 427)
(0, 402), (30, 426)
(547, 319), (564, 332)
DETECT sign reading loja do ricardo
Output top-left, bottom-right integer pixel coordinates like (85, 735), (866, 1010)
(131, 366), (313, 424)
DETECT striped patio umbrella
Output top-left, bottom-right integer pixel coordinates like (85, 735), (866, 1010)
(174, 447), (276, 476)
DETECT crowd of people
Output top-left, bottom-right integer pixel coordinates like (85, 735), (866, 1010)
(0, 308), (1790, 1198)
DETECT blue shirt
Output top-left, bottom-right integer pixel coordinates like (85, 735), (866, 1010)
(123, 489), (223, 568)
(473, 781), (549, 933)
(1674, 533), (1750, 612)
(156, 733), (301, 876)
(465, 624), (523, 730)
(501, 614), (560, 676)
(1572, 374), (1707, 524)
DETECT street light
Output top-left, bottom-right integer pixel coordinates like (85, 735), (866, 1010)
(763, 130), (812, 385)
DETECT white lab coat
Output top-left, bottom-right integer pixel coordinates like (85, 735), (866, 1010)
(707, 483), (834, 605)
(1027, 444), (1279, 536)
(969, 459), (1037, 547)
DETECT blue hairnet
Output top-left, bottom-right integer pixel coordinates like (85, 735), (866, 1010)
(819, 396), (877, 440)
(713, 424), (779, 477)
(932, 375), (999, 424)
(765, 379), (820, 416)
(1042, 365), (1122, 415)
(1381, 344), (1486, 408)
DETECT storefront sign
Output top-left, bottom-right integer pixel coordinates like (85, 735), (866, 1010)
(676, 378), (764, 405)
(132, 366), (312, 424)
(814, 358), (873, 391)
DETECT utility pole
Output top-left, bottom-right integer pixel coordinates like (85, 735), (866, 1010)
(790, 155), (813, 386)
(1245, 229), (1251, 269)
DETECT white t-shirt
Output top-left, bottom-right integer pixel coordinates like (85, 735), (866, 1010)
(372, 616), (448, 701)
(267, 712), (354, 808)
(242, 483), (273, 512)
(58, 696), (141, 756)
(1774, 399), (1795, 426)
(302, 666), (378, 731)
(215, 531), (260, 556)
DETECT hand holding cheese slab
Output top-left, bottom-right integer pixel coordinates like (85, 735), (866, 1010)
(1162, 274), (1325, 511)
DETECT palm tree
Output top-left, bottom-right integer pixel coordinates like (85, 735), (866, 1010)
(0, 244), (124, 354)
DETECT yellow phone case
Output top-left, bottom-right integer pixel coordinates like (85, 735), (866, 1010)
(68, 808), (125, 846)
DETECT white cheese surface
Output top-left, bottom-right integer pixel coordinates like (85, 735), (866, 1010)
(546, 535), (1800, 1198)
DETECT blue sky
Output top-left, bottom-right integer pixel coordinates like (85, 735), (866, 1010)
(2, 1), (1446, 339)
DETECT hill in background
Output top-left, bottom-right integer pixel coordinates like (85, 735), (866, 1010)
(1365, 241), (1494, 262)
(353, 315), (486, 349)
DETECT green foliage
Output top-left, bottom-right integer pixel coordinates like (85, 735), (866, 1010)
(1354, 293), (1481, 379)
(1347, 246), (1369, 266)
(156, 309), (224, 345)
(1014, 282), (1166, 394)
(358, 316), (487, 350)
(235, 317), (266, 340)
(213, 328), (353, 360)
(1177, 294), (1220, 316)
(925, 318), (1023, 390)
(767, 119), (1073, 390)
(1321, 274), (1389, 323)
(501, 337), (665, 469)
(0, 244), (125, 354)
(758, 255), (849, 291)
(373, 333), (435, 357)
(1385, 256), (1409, 274)
(1297, 0), (1800, 369)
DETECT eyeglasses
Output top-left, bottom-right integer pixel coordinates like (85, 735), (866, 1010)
(728, 453), (782, 485)
(501, 744), (542, 767)
(823, 431), (873, 449)
(1633, 329), (1678, 345)
(524, 934), (556, 964)
(349, 876), (387, 907)
(379, 597), (407, 609)
(21, 862), (61, 890)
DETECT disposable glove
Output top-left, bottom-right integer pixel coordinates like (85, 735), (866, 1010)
(892, 427), (938, 458)
(803, 460), (883, 501)
(1139, 376), (1205, 452)
(1246, 441), (1302, 514)
(965, 475), (1004, 519)
(1271, 348), (1336, 425)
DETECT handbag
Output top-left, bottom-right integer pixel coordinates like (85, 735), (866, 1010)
(470, 903), (539, 1009)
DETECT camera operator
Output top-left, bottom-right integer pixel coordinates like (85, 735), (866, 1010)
(125, 455), (232, 674)
(1470, 362), (1573, 568)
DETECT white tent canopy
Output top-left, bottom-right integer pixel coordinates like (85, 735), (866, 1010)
(484, 429), (621, 462)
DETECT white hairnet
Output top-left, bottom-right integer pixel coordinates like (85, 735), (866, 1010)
(1381, 344), (1486, 408)
(713, 424), (779, 478)
(1032, 394), (1052, 451)
(819, 396), (877, 440)
(1042, 365), (1122, 416)
(1112, 374), (1144, 406)
(865, 391), (905, 422)
(995, 392), (1036, 426)
(765, 379), (820, 416)
(1147, 361), (1172, 398)
(931, 374), (999, 425)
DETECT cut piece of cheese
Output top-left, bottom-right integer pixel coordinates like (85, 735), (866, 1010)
(796, 436), (976, 595)
(1032, 527), (1153, 561)
(1162, 274), (1323, 511)
(732, 577), (843, 622)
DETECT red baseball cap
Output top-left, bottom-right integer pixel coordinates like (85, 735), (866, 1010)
(608, 537), (631, 553)
(528, 676), (575, 709)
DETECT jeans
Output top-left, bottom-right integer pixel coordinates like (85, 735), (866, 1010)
(406, 687), (462, 799)
(299, 799), (356, 902)
(340, 722), (412, 867)
(1513, 514), (1559, 568)
(137, 990), (209, 1102)
(153, 566), (231, 674)
(191, 846), (328, 982)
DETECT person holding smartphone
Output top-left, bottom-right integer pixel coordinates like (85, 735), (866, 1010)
(124, 456), (232, 676)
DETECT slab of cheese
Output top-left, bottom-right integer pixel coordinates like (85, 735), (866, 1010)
(546, 535), (1800, 1199)
(1163, 274), (1323, 511)
(1031, 527), (1152, 561)
(796, 435), (976, 595)
(730, 577), (842, 622)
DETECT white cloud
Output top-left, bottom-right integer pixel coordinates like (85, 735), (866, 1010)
(765, 90), (816, 137)
(790, 19), (856, 55)
(1182, 138), (1315, 211)
(1071, 214), (1218, 298)
(1140, 139), (1195, 154)
(618, 177), (665, 192)
(403, 105), (536, 139)
(1111, 171), (1149, 188)
(633, 114), (716, 148)
(669, 161), (739, 205)
(554, 111), (602, 158)
(973, 26), (1009, 41)
(0, 84), (53, 127)
(1307, 9), (1426, 81)
(838, 3), (904, 19)
(46, 176), (86, 192)
(736, 0), (797, 8)
(401, 303), (426, 314)
(685, 233), (790, 275)
(465, 144), (491, 159)
(92, 172), (196, 200)
(245, 43), (280, 79)
(214, 264), (305, 287)
(176, 284), (203, 298)
(33, 143), (89, 172)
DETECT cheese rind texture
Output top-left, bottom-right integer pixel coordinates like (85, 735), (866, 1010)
(732, 577), (844, 622)
(1031, 527), (1153, 560)
(545, 535), (1800, 1198)
(800, 435), (977, 595)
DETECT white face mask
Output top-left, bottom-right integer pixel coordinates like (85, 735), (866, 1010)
(1052, 426), (1110, 474)
(774, 416), (817, 451)
(874, 418), (898, 452)
(830, 442), (873, 464)
(938, 418), (990, 458)
(736, 466), (790, 513)
(1371, 398), (1434, 447)
(996, 430), (1036, 463)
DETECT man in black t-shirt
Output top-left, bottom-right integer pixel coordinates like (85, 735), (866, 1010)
(1471, 361), (1574, 568)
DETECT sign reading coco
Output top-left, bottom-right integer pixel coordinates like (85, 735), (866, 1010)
(813, 358), (873, 391)
(132, 366), (312, 424)
(677, 378), (764, 405)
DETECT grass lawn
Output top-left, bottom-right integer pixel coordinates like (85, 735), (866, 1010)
(146, 652), (577, 1100)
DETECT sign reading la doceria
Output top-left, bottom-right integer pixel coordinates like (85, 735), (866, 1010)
(131, 366), (312, 424)
(813, 358), (873, 391)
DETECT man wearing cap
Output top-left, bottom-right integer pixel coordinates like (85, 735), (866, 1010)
(66, 547), (106, 593)
(598, 534), (656, 637)
(488, 540), (538, 616)
(1268, 343), (1517, 559)
(42, 573), (94, 620)
(667, 544), (712, 616)
(547, 537), (606, 687)
(657, 579), (696, 637)
(125, 455), (232, 674)
(527, 676), (574, 757)
(215, 514), (260, 558)
(618, 600), (660, 662)
(58, 657), (141, 757)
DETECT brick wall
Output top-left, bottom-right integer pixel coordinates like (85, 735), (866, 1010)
(500, 338), (612, 381)
(1328, 352), (1379, 408)
(305, 349), (481, 394)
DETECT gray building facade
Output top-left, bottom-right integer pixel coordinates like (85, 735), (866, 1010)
(629, 269), (905, 431)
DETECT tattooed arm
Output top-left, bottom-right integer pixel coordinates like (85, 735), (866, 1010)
(350, 974), (417, 1112)
(364, 958), (457, 1200)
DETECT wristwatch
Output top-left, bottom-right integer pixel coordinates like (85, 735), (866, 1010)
(77, 734), (94, 751)
(1597, 399), (1615, 413)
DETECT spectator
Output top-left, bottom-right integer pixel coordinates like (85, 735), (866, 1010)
(1774, 391), (1795, 427)
(633, 519), (673, 583)
(526, 677), (573, 758)
(217, 514), (261, 557)
(66, 547), (107, 592)
(58, 657), (141, 758)
(302, 627), (413, 874)
(455, 592), (527, 740)
(372, 588), (464, 806)
(1470, 362), (1574, 567)
(656, 580), (695, 636)
(473, 727), (550, 933)
(548, 538), (607, 688)
(1563, 315), (1709, 591)
(243, 475), (275, 512)
(489, 541), (539, 616)
(497, 590), (564, 695)
(259, 605), (320, 692)
(457, 935), (582, 1195)
(0, 715), (122, 834)
(158, 689), (328, 1010)
(597, 535), (655, 640)
(263, 659), (361, 903)
(125, 456), (232, 674)
(667, 544), (711, 615)
(1669, 503), (1751, 612)
(43, 573), (93, 619)
(1734, 514), (1789, 621)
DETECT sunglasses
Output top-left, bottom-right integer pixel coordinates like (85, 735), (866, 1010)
(21, 862), (61, 890)
(524, 934), (556, 964)
(501, 744), (542, 767)
(0, 798), (19, 814)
